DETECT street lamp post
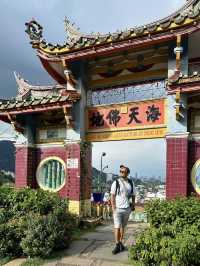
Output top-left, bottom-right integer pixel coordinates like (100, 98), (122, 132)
(102, 165), (108, 191)
(103, 165), (108, 171)
(98, 152), (106, 192)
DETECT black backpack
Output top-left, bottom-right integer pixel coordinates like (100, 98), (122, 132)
(115, 178), (133, 196)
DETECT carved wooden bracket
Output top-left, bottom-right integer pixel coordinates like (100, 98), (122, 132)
(6, 113), (25, 133)
(168, 35), (183, 84)
(61, 59), (77, 91)
(63, 106), (74, 128)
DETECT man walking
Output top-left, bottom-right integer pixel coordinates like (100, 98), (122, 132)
(110, 164), (136, 254)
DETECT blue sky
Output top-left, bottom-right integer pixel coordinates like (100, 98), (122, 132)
(92, 139), (166, 179)
(0, 0), (185, 178)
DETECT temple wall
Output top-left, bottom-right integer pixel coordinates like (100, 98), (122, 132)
(166, 93), (189, 199)
(35, 144), (69, 198)
(166, 41), (190, 198)
(15, 142), (92, 217)
(166, 134), (189, 198)
(165, 34), (191, 198)
(165, 93), (200, 199)
(14, 60), (92, 217)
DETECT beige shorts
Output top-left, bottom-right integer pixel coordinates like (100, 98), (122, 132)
(113, 207), (131, 229)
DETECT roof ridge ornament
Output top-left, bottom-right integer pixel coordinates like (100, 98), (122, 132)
(25, 19), (43, 46)
(14, 72), (31, 98)
(64, 17), (83, 44)
(25, 0), (200, 59)
(14, 72), (70, 101)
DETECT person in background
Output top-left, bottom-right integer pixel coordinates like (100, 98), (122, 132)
(110, 164), (136, 254)
(103, 190), (111, 220)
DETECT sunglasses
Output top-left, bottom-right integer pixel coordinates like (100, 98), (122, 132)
(120, 170), (126, 173)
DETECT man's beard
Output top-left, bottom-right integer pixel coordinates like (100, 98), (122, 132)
(121, 175), (128, 179)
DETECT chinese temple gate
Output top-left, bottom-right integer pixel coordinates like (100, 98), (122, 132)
(1, 0), (200, 216)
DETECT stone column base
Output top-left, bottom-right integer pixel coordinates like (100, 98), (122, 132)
(81, 199), (91, 217)
(68, 199), (91, 217)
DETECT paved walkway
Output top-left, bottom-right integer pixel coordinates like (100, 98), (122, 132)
(5, 222), (147, 266)
(44, 222), (147, 266)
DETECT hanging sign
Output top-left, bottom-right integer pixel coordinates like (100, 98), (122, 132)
(86, 99), (167, 141)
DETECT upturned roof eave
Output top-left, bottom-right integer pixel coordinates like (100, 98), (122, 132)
(36, 22), (200, 63)
(0, 92), (81, 115)
(25, 0), (200, 60)
(0, 102), (73, 116)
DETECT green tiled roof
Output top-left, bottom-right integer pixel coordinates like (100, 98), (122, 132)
(0, 94), (79, 112)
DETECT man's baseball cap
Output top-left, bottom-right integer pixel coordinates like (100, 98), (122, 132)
(120, 164), (130, 174)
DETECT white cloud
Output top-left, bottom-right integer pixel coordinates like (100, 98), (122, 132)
(0, 121), (16, 141)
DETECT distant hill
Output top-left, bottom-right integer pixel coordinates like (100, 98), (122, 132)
(92, 167), (107, 189)
(0, 170), (15, 186)
(0, 140), (15, 173)
(92, 167), (107, 180)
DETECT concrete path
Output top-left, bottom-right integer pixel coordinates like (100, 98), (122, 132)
(4, 222), (147, 266)
(44, 222), (147, 266)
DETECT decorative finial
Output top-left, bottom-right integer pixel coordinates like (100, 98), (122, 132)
(25, 19), (43, 45)
(64, 17), (82, 44)
(14, 72), (31, 98)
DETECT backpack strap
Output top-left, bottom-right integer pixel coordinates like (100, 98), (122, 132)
(115, 179), (120, 196)
(128, 179), (133, 195)
(115, 178), (133, 196)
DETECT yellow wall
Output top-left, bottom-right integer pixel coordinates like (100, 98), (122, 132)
(68, 199), (91, 217)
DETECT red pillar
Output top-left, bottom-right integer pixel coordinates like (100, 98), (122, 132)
(66, 142), (92, 216)
(80, 143), (92, 201)
(15, 145), (36, 188)
(166, 134), (189, 199)
(65, 143), (81, 202)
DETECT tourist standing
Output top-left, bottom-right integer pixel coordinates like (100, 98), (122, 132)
(110, 165), (136, 254)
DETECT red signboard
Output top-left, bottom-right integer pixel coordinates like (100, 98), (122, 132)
(87, 99), (166, 132)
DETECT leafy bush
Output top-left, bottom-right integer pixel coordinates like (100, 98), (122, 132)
(0, 186), (13, 209)
(129, 196), (200, 266)
(129, 224), (200, 266)
(145, 196), (200, 228)
(21, 213), (70, 258)
(0, 187), (67, 217)
(0, 187), (77, 259)
(0, 208), (10, 224)
(0, 222), (22, 257)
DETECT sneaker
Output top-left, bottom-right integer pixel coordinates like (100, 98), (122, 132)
(119, 241), (125, 251)
(112, 242), (121, 255)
